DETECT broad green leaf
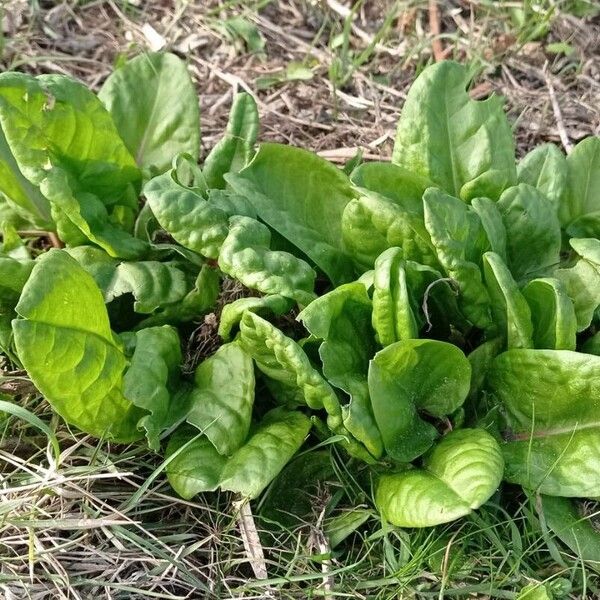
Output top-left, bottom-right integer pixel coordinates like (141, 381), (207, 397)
(41, 169), (147, 259)
(423, 188), (491, 329)
(166, 428), (227, 498)
(483, 252), (533, 349)
(204, 93), (259, 189)
(239, 312), (341, 418)
(376, 429), (503, 527)
(220, 409), (311, 499)
(488, 349), (600, 496)
(12, 251), (142, 441)
(139, 265), (220, 327)
(341, 191), (438, 270)
(144, 167), (230, 259)
(0, 126), (51, 226)
(218, 295), (292, 341)
(467, 337), (504, 402)
(239, 312), (373, 462)
(392, 61), (516, 201)
(497, 184), (561, 281)
(0, 256), (34, 357)
(556, 238), (600, 331)
(517, 143), (567, 213)
(104, 261), (189, 313)
(298, 283), (382, 458)
(187, 343), (254, 456)
(370, 247), (449, 344)
(0, 72), (140, 204)
(99, 52), (200, 174)
(470, 197), (507, 261)
(522, 278), (577, 350)
(218, 216), (316, 305)
(226, 143), (357, 284)
(540, 495), (600, 563)
(562, 136), (600, 233)
(1, 224), (29, 260)
(368, 339), (471, 462)
(350, 161), (431, 214)
(122, 325), (182, 450)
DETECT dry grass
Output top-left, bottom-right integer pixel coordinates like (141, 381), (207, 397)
(1, 1), (600, 598)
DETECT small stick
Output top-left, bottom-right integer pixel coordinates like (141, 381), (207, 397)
(544, 62), (573, 154)
(48, 232), (64, 249)
(428, 0), (445, 62)
(235, 498), (274, 596)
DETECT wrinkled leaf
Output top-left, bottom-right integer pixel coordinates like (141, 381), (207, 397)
(218, 216), (316, 305)
(489, 349), (600, 496)
(376, 429), (503, 527)
(12, 251), (142, 441)
(299, 283), (382, 458)
(123, 325), (182, 450)
(368, 339), (471, 462)
(187, 343), (254, 456)
(226, 143), (357, 284)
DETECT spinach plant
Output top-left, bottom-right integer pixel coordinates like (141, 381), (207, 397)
(1, 54), (599, 551)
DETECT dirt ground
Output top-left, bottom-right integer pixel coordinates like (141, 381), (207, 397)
(1, 1), (599, 599)
(2, 0), (599, 161)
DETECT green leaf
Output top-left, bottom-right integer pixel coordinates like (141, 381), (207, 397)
(341, 191), (438, 271)
(0, 125), (51, 226)
(522, 278), (577, 350)
(226, 143), (357, 285)
(556, 238), (600, 331)
(220, 409), (311, 499)
(350, 161), (431, 214)
(104, 261), (189, 313)
(144, 167), (230, 259)
(98, 52), (200, 174)
(186, 343), (254, 456)
(218, 295), (292, 342)
(488, 349), (600, 496)
(204, 93), (258, 189)
(41, 168), (147, 259)
(540, 495), (600, 563)
(123, 325), (182, 450)
(470, 197), (507, 261)
(497, 184), (561, 281)
(368, 339), (471, 462)
(376, 428), (503, 527)
(517, 143), (567, 213)
(239, 312), (373, 462)
(0, 72), (140, 204)
(166, 427), (227, 498)
(423, 188), (492, 329)
(218, 216), (316, 305)
(0, 255), (33, 358)
(483, 252), (533, 349)
(392, 61), (516, 201)
(12, 250), (142, 441)
(562, 136), (600, 234)
(371, 247), (447, 345)
(239, 312), (341, 417)
(298, 283), (383, 458)
(139, 264), (220, 327)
